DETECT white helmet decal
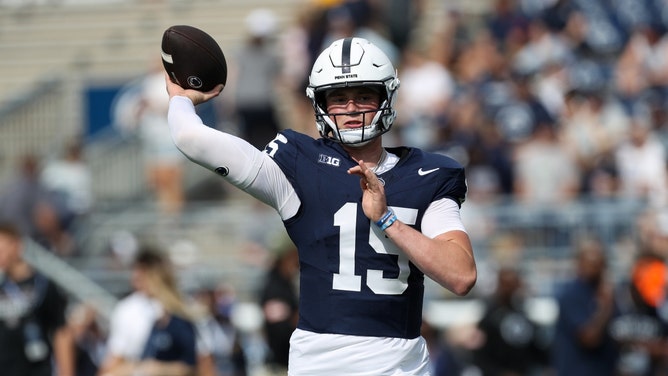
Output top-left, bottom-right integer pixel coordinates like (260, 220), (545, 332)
(306, 37), (400, 146)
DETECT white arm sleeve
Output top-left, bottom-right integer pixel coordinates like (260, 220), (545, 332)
(421, 198), (467, 238)
(168, 96), (300, 219)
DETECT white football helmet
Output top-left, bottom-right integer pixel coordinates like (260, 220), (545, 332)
(306, 37), (400, 146)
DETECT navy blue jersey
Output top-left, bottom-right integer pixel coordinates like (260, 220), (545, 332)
(264, 130), (467, 339)
(141, 314), (197, 366)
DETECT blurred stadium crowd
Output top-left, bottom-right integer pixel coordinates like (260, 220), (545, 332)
(4, 0), (668, 375)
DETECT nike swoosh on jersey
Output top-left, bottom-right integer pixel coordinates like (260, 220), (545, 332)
(418, 167), (439, 176)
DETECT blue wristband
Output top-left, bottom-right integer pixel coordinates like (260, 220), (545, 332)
(375, 209), (394, 227)
(380, 213), (397, 231)
(375, 209), (397, 231)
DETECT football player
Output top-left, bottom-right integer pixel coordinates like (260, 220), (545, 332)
(165, 37), (477, 375)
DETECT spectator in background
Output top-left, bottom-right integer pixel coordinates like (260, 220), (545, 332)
(551, 236), (620, 376)
(31, 199), (78, 258)
(112, 60), (186, 217)
(192, 284), (247, 376)
(511, 18), (574, 77)
(226, 8), (283, 150)
(645, 89), (668, 153)
(612, 252), (668, 376)
(615, 26), (668, 107)
(278, 5), (323, 138)
(0, 155), (77, 259)
(614, 109), (668, 207)
(473, 266), (550, 376)
(0, 220), (75, 376)
(0, 147), (83, 259)
(319, 0), (400, 66)
(68, 303), (107, 376)
(540, 0), (579, 35)
(394, 44), (454, 150)
(98, 247), (215, 376)
(512, 120), (580, 206)
(558, 90), (628, 197)
(420, 319), (465, 376)
(258, 237), (299, 375)
(40, 138), (93, 227)
(139, 307), (197, 376)
(380, 0), (424, 53)
(0, 154), (56, 238)
(484, 0), (530, 54)
(635, 209), (668, 266)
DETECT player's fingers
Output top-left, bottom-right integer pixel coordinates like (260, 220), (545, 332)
(349, 160), (382, 191)
(164, 72), (180, 94)
(360, 178), (369, 191)
(360, 162), (382, 189)
(204, 84), (224, 97)
(347, 160), (364, 176)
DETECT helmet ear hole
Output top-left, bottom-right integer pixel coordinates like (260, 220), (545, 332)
(314, 91), (327, 111)
(379, 91), (388, 105)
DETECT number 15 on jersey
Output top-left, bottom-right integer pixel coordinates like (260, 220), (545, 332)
(332, 203), (418, 296)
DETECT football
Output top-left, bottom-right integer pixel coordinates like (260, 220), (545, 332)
(161, 25), (228, 92)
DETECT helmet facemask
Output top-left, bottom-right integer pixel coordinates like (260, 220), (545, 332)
(311, 83), (395, 146)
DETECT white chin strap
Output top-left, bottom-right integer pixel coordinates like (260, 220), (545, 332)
(338, 126), (377, 146)
(326, 109), (384, 145)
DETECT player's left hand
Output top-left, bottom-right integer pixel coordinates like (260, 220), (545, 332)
(348, 159), (388, 222)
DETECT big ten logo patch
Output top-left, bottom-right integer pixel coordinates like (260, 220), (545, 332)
(318, 154), (340, 167)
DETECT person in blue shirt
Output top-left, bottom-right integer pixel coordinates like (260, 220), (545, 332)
(99, 248), (214, 376)
(165, 36), (477, 375)
(551, 236), (620, 376)
(141, 313), (197, 371)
